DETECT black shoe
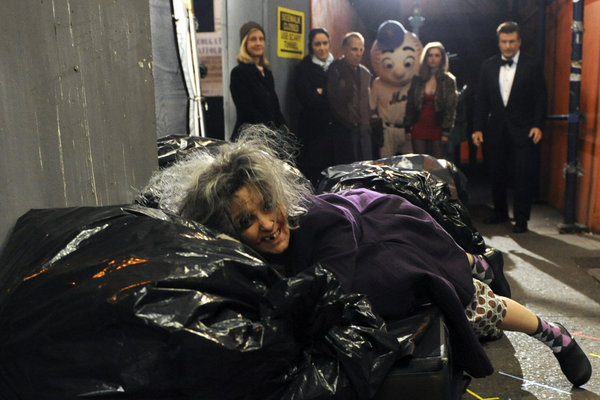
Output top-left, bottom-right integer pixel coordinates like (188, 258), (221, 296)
(513, 220), (528, 233)
(483, 214), (510, 224)
(480, 330), (504, 342)
(483, 248), (511, 298)
(553, 323), (592, 386)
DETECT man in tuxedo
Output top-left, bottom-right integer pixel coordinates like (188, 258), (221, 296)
(472, 21), (547, 233)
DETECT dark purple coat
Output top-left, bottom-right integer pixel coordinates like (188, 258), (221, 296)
(270, 189), (493, 377)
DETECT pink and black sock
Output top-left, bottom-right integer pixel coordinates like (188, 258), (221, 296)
(471, 254), (493, 284)
(530, 316), (572, 353)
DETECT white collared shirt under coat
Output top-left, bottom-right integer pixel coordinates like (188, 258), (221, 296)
(499, 51), (520, 106)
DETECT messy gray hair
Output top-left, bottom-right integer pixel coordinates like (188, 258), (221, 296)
(143, 125), (312, 237)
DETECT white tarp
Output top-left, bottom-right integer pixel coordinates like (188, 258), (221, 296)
(172, 0), (205, 137)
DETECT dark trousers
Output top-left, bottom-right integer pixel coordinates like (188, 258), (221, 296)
(333, 123), (373, 165)
(484, 130), (538, 222)
(298, 131), (336, 186)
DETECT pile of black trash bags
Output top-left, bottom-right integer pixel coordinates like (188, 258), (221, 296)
(0, 205), (405, 399)
(0, 135), (484, 399)
(317, 154), (485, 254)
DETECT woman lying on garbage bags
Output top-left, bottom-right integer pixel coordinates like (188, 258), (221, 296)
(144, 124), (591, 386)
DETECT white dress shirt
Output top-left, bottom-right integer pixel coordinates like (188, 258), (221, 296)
(499, 51), (520, 106)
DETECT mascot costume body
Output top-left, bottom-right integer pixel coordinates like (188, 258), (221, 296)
(370, 20), (423, 157)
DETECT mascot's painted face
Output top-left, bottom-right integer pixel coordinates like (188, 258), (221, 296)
(371, 20), (422, 87)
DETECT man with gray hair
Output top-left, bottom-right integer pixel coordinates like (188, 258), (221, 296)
(327, 32), (373, 164)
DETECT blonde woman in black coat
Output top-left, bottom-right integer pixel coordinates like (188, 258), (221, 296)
(230, 21), (287, 140)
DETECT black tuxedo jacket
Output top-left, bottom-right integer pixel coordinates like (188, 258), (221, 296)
(473, 52), (547, 147)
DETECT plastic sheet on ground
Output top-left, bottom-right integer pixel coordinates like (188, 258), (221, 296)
(316, 154), (485, 254)
(0, 205), (403, 400)
(157, 134), (226, 168)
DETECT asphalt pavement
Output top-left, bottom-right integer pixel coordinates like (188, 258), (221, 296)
(461, 167), (600, 400)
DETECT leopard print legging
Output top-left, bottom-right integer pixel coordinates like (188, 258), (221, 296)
(465, 279), (507, 339)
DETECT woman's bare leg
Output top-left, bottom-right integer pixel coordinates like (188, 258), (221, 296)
(497, 296), (538, 334)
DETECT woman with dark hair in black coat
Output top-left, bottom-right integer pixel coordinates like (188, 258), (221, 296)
(294, 28), (336, 186)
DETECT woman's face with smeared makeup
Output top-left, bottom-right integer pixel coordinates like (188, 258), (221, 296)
(230, 185), (290, 254)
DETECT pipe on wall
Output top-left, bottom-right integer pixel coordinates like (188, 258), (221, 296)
(559, 0), (587, 233)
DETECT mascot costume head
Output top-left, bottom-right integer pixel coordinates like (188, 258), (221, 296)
(370, 20), (422, 157)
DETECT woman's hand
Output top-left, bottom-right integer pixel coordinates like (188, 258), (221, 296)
(442, 130), (450, 142)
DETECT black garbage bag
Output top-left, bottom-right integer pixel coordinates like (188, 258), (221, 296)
(316, 155), (485, 254)
(433, 158), (469, 204)
(156, 128), (300, 171)
(0, 205), (400, 400)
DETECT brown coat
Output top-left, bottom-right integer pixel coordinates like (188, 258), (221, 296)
(404, 72), (458, 131)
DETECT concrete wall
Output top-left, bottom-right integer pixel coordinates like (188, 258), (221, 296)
(311, 0), (369, 61)
(0, 1), (158, 247)
(221, 0), (310, 138)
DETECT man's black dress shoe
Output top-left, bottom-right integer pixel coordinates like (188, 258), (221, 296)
(553, 323), (592, 386)
(483, 248), (511, 298)
(513, 220), (528, 233)
(483, 214), (510, 224)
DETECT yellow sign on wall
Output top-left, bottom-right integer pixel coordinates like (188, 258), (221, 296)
(277, 7), (304, 59)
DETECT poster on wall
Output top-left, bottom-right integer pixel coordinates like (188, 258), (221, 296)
(194, 0), (223, 96)
(277, 7), (304, 59)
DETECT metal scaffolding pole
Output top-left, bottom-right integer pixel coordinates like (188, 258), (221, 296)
(559, 0), (587, 233)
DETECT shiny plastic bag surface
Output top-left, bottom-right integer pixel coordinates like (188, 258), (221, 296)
(316, 155), (485, 254)
(0, 205), (400, 400)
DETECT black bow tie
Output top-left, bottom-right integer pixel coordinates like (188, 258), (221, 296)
(500, 58), (514, 67)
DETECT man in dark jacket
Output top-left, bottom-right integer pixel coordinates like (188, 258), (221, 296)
(472, 21), (547, 233)
(327, 32), (373, 164)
